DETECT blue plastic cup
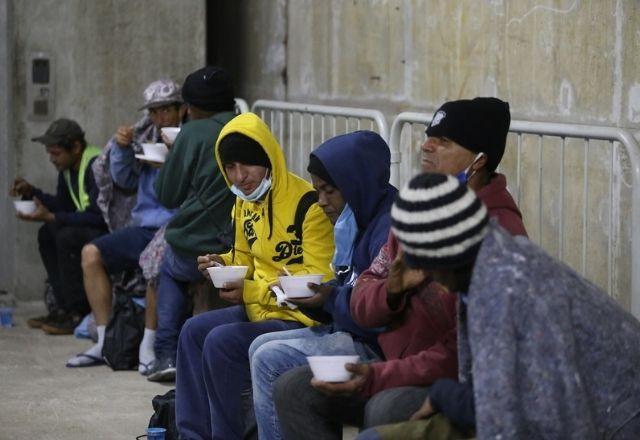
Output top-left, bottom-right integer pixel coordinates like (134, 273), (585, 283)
(0, 307), (13, 328)
(146, 427), (166, 440)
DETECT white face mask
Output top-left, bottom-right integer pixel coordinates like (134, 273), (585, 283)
(230, 170), (272, 202)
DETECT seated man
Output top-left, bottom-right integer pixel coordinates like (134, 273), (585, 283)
(11, 118), (106, 334)
(248, 130), (397, 440)
(273, 98), (528, 439)
(365, 172), (640, 439)
(175, 112), (334, 440)
(66, 79), (182, 367)
(147, 66), (238, 382)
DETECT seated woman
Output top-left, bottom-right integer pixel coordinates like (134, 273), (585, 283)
(175, 113), (334, 440)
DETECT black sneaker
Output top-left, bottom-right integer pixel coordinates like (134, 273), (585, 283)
(147, 357), (177, 382)
(41, 313), (82, 335)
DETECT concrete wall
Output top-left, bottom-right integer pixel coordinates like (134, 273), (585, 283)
(4, 0), (206, 300)
(236, 0), (639, 129)
(0, 0), (15, 295)
(231, 0), (640, 308)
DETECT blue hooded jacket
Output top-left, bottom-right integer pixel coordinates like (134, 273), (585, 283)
(310, 130), (397, 345)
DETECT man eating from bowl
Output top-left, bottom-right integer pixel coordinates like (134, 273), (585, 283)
(174, 112), (334, 440)
(12, 118), (107, 335)
(65, 80), (180, 367)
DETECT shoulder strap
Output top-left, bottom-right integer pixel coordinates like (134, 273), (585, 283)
(294, 190), (319, 242)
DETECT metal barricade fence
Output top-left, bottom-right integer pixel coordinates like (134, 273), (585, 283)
(251, 100), (389, 179)
(389, 112), (640, 319)
(234, 98), (250, 114)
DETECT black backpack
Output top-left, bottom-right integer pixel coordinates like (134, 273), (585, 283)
(102, 293), (145, 370)
(148, 389), (178, 440)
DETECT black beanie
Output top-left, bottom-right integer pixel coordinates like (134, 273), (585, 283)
(391, 173), (489, 270)
(306, 154), (336, 187)
(425, 97), (510, 171)
(218, 133), (271, 168)
(182, 66), (235, 112)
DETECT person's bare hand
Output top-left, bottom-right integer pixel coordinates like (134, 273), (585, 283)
(287, 282), (333, 308)
(410, 397), (435, 421)
(10, 177), (33, 198)
(115, 125), (134, 147)
(197, 254), (224, 278)
(219, 279), (243, 304)
(17, 197), (54, 223)
(310, 363), (371, 396)
(386, 251), (427, 295)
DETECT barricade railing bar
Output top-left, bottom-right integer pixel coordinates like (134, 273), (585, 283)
(234, 98), (250, 114)
(251, 99), (389, 179)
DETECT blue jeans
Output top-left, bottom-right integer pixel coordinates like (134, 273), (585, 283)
(356, 428), (382, 440)
(175, 305), (303, 440)
(249, 325), (379, 440)
(154, 244), (203, 361)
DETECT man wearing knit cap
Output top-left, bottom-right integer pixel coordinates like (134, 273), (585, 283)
(274, 98), (527, 439)
(147, 66), (237, 382)
(357, 172), (640, 439)
(175, 112), (334, 440)
(66, 80), (182, 368)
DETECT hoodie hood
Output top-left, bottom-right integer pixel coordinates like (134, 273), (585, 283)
(215, 112), (288, 200)
(310, 130), (395, 229)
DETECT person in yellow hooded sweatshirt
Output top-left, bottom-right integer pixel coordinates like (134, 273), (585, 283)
(175, 112), (334, 440)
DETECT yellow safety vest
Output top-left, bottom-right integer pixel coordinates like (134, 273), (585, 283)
(63, 145), (101, 212)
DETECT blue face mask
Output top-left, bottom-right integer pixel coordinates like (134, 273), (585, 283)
(230, 171), (272, 202)
(332, 204), (358, 279)
(456, 152), (485, 185)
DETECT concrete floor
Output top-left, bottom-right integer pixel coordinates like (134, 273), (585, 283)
(0, 302), (359, 440)
(0, 301), (172, 440)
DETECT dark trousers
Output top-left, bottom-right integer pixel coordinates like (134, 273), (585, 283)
(274, 365), (430, 440)
(175, 306), (302, 440)
(38, 223), (106, 316)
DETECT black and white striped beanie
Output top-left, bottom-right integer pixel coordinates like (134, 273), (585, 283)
(391, 173), (489, 269)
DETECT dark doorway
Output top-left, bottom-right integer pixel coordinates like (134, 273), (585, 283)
(206, 0), (242, 83)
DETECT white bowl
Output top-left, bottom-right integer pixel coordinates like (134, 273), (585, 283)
(278, 274), (324, 299)
(161, 127), (181, 143)
(141, 143), (169, 162)
(14, 200), (36, 215)
(307, 355), (360, 382)
(206, 265), (249, 288)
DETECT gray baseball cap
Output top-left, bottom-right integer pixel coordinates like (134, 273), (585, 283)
(139, 79), (182, 110)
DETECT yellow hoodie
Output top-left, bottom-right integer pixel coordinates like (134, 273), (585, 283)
(214, 113), (334, 326)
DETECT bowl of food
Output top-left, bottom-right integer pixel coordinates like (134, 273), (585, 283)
(160, 127), (181, 143)
(307, 355), (360, 382)
(140, 143), (169, 162)
(206, 265), (249, 288)
(278, 274), (324, 299)
(14, 200), (37, 215)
